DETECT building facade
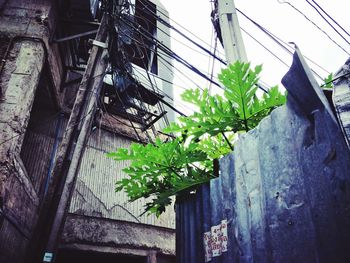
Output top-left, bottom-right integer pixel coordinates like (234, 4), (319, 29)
(0, 0), (175, 262)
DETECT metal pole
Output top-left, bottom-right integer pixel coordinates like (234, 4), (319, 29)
(217, 0), (248, 64)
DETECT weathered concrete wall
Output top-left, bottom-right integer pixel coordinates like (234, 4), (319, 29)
(0, 0), (64, 105)
(0, 39), (45, 263)
(63, 128), (175, 260)
(68, 129), (175, 229)
(0, 2), (63, 262)
(61, 213), (175, 257)
(1, 1), (176, 262)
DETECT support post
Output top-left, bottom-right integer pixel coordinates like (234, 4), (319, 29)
(40, 13), (109, 263)
(147, 251), (157, 263)
(217, 0), (247, 64)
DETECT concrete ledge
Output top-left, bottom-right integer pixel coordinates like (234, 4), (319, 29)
(61, 213), (175, 256)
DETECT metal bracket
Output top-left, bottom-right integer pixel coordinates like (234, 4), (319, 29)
(88, 39), (108, 49)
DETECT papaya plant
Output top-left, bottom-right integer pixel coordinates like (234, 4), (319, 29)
(322, 73), (334, 89)
(107, 61), (286, 216)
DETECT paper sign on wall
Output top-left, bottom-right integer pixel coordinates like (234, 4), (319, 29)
(203, 219), (228, 262)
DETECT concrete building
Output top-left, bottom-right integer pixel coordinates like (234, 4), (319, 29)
(0, 0), (175, 262)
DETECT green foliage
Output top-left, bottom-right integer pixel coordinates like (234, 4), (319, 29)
(108, 61), (287, 216)
(322, 73), (334, 89)
(107, 138), (213, 216)
(219, 63), (286, 130)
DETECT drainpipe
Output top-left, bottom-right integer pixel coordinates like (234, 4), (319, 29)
(43, 113), (64, 197)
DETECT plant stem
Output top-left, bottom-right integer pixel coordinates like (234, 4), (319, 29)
(221, 132), (234, 151)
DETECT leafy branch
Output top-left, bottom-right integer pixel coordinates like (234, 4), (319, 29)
(108, 61), (286, 216)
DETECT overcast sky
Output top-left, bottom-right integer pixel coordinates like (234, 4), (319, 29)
(159, 0), (350, 112)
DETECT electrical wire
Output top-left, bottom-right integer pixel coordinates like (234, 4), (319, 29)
(105, 18), (147, 141)
(122, 2), (235, 151)
(157, 53), (205, 90)
(113, 8), (169, 137)
(309, 0), (350, 38)
(119, 29), (197, 117)
(118, 20), (171, 129)
(132, 12), (219, 60)
(118, 15), (223, 88)
(236, 8), (327, 81)
(148, 27), (266, 94)
(277, 0), (350, 55)
(158, 47), (220, 83)
(132, 37), (170, 130)
(253, 25), (330, 75)
(305, 0), (350, 47)
(132, 65), (193, 91)
(134, 71), (196, 116)
(135, 0), (227, 65)
(111, 73), (143, 142)
(131, 64), (196, 115)
(119, 9), (269, 94)
(133, 0), (226, 58)
(240, 26), (290, 68)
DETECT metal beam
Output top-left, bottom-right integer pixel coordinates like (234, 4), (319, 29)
(141, 111), (167, 132)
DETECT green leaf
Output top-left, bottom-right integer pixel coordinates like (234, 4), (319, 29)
(109, 61), (287, 216)
(323, 73), (334, 89)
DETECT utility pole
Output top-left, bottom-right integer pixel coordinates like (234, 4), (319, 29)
(217, 0), (248, 64)
(40, 13), (109, 263)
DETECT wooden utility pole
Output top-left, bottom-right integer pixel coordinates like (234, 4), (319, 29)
(217, 0), (247, 64)
(40, 13), (109, 263)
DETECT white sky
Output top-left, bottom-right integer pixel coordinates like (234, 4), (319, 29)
(159, 0), (350, 114)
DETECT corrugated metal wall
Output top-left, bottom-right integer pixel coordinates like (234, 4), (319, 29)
(69, 129), (175, 229)
(177, 106), (350, 263)
(176, 51), (350, 262)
